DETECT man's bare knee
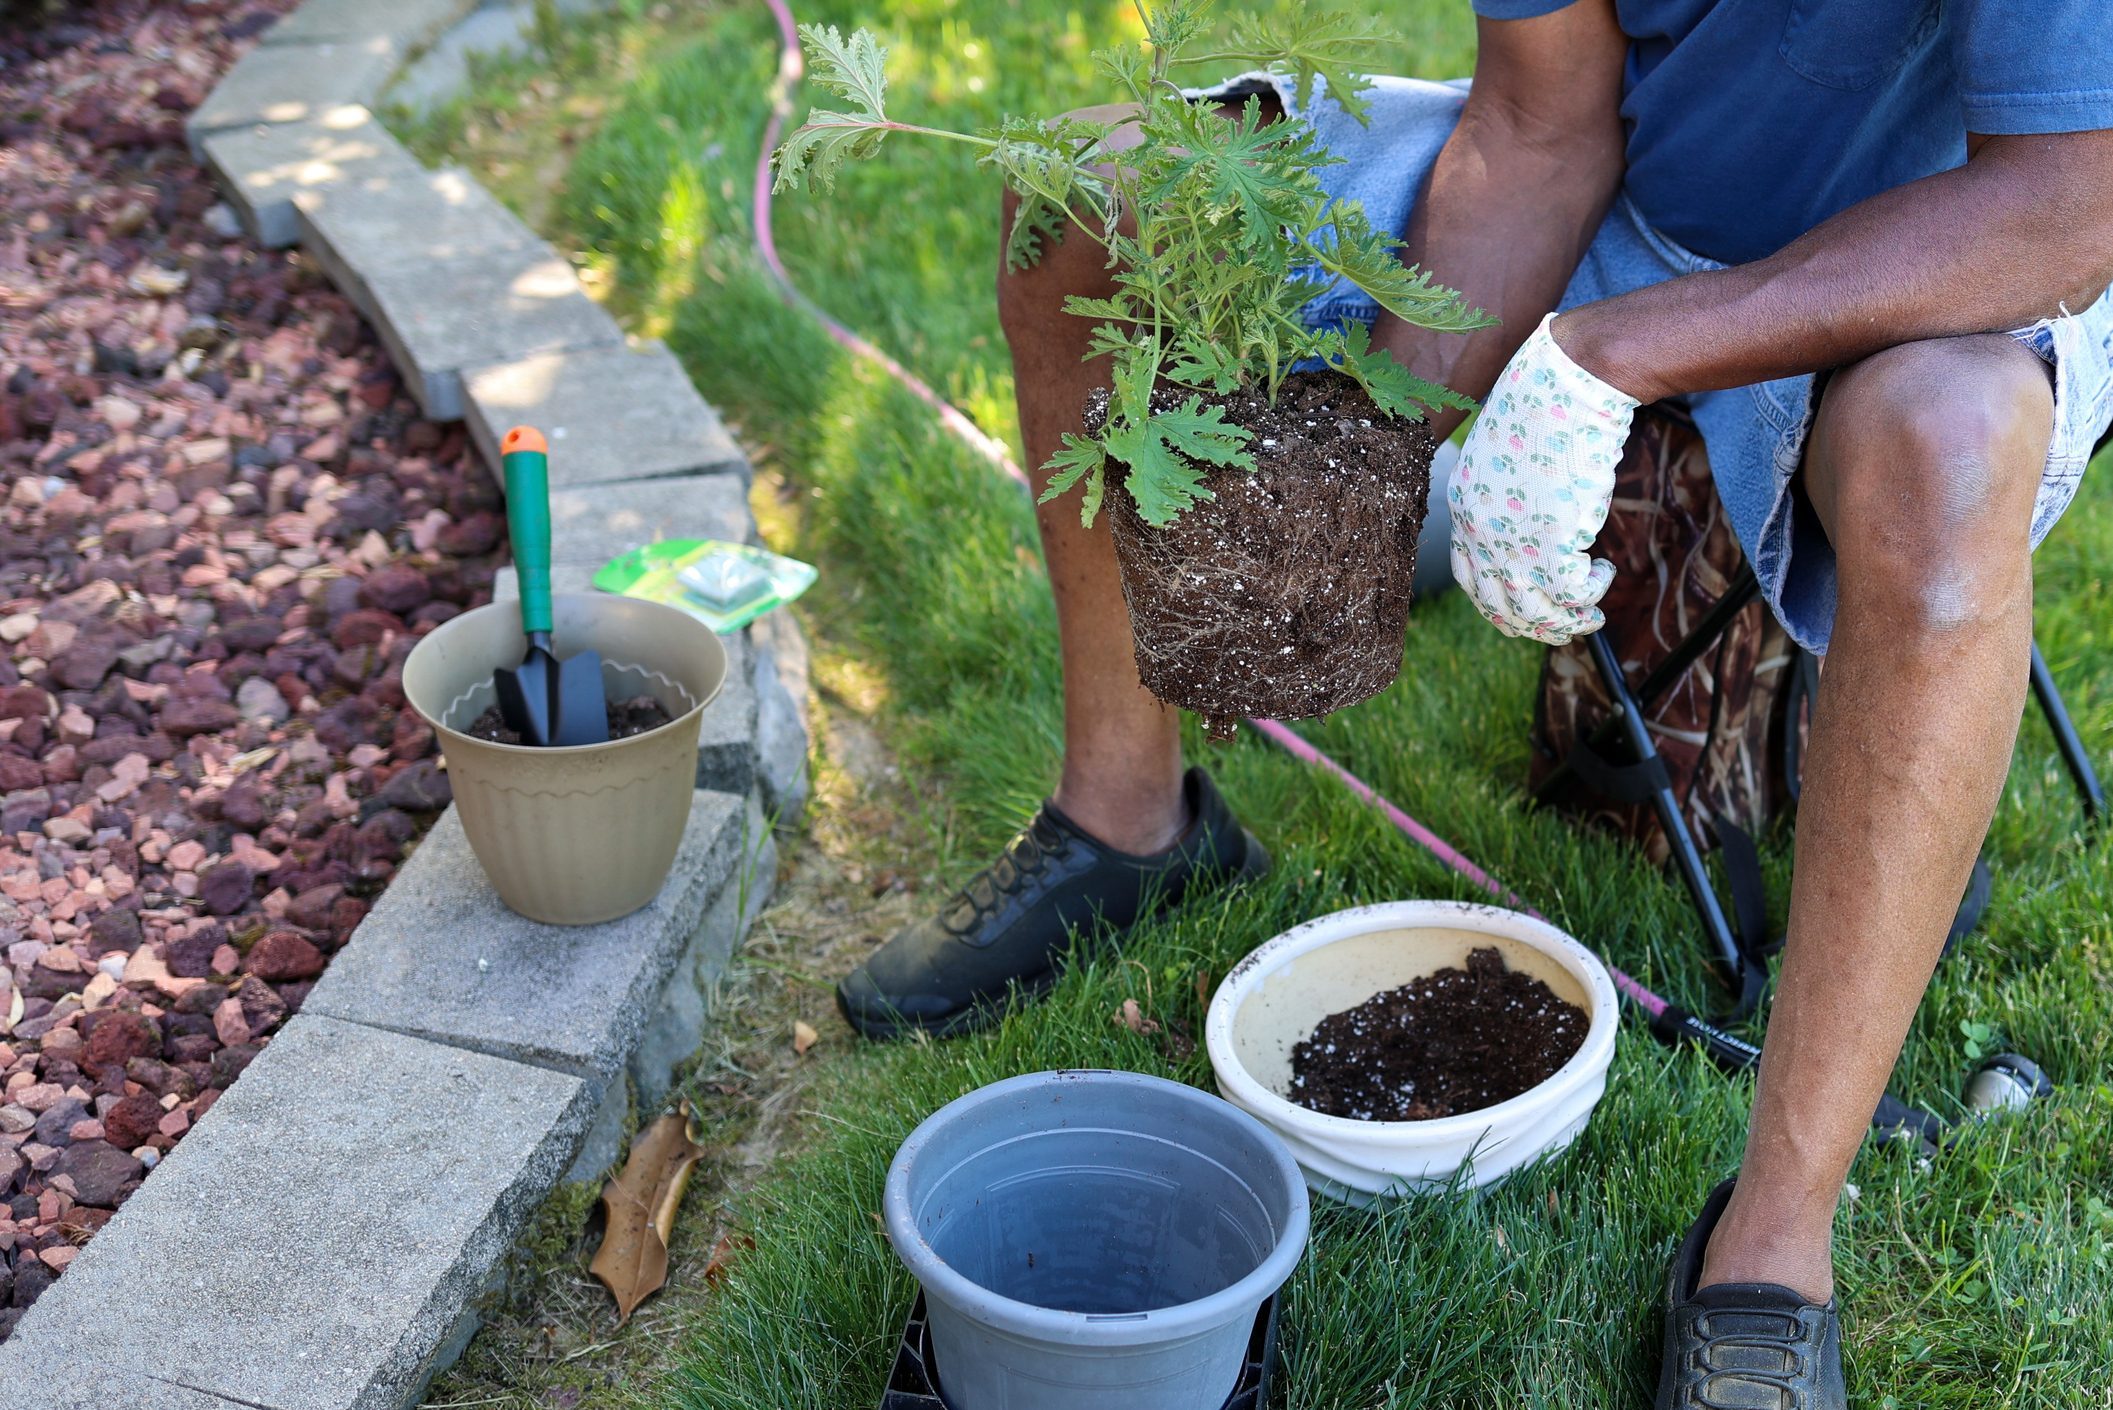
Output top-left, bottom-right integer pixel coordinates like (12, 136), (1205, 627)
(1806, 336), (2052, 635)
(995, 95), (1269, 339)
(993, 104), (1139, 340)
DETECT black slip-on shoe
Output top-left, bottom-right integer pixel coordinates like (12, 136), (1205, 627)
(836, 767), (1269, 1040)
(1658, 1180), (1847, 1410)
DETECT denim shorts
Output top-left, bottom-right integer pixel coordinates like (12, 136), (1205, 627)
(1208, 74), (2113, 653)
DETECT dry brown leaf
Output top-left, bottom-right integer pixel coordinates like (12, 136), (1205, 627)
(588, 1104), (708, 1324)
(1194, 970), (1214, 1009)
(792, 1019), (819, 1055)
(1116, 998), (1160, 1036)
(702, 1231), (756, 1288)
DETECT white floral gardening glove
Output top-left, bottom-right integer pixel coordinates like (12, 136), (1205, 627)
(1448, 313), (1639, 645)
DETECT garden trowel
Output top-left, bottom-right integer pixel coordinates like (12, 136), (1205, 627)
(494, 425), (608, 747)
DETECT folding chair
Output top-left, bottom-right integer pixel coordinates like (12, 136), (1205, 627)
(1536, 425), (2108, 1020)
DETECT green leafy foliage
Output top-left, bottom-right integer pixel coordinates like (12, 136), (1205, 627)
(771, 25), (893, 191)
(1307, 200), (1497, 333)
(1325, 320), (1479, 422)
(1101, 347), (1256, 522)
(1218, 8), (1394, 123)
(1040, 433), (1106, 506)
(1960, 1019), (2000, 1063)
(774, 1), (1493, 526)
(800, 22), (889, 115)
(1144, 96), (1320, 231)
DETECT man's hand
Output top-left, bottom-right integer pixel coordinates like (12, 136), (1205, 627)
(1447, 314), (1640, 643)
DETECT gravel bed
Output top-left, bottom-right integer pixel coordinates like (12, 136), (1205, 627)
(1, 0), (508, 1339)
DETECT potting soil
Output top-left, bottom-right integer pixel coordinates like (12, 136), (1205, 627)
(465, 694), (674, 745)
(1288, 947), (1588, 1121)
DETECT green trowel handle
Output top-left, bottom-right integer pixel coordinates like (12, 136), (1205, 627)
(501, 428), (553, 636)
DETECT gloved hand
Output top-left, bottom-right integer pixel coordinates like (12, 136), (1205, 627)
(1447, 313), (1640, 645)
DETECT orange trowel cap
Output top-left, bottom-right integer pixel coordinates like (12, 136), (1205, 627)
(500, 425), (548, 455)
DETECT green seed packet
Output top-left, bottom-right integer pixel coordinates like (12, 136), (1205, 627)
(593, 539), (817, 633)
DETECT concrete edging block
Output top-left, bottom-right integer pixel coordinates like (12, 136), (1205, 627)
(303, 791), (749, 1082)
(464, 343), (751, 487)
(0, 1017), (593, 1410)
(696, 630), (762, 800)
(627, 808), (777, 1114)
(364, 247), (625, 420)
(577, 794), (779, 1178)
(749, 608), (813, 826)
(265, 0), (479, 49)
(539, 472), (757, 572)
(187, 38), (403, 157)
(0, 1361), (254, 1410)
(201, 105), (418, 249)
(297, 163), (544, 317)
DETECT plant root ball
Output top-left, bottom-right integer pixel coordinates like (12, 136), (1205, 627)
(1101, 370), (1435, 734)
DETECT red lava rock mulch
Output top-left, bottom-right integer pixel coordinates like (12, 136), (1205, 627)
(1, 0), (510, 1338)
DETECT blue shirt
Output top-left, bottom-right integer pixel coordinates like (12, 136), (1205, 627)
(1471, 0), (2113, 264)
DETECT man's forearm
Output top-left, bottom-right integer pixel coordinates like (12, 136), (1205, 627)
(1385, 100), (1625, 439)
(1556, 130), (2113, 404)
(1376, 3), (1629, 441)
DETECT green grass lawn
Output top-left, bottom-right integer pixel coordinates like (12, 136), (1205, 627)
(405, 3), (2113, 1405)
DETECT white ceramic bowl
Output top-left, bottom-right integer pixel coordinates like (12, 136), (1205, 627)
(1205, 901), (1619, 1204)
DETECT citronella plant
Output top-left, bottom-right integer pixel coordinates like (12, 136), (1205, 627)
(773, 1), (1493, 527)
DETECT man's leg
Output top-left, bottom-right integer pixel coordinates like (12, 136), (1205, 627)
(834, 104), (1275, 1038)
(995, 108), (1185, 855)
(1700, 334), (2054, 1299)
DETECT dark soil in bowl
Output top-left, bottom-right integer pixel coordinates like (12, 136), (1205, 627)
(1097, 370), (1435, 737)
(1289, 947), (1589, 1121)
(464, 694), (674, 746)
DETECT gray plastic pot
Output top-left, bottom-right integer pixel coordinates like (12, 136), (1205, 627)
(401, 592), (725, 925)
(884, 1070), (1309, 1410)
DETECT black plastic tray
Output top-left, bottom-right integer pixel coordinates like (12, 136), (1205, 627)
(879, 1290), (1279, 1409)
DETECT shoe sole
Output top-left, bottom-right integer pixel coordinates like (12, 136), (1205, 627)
(836, 828), (1272, 1042)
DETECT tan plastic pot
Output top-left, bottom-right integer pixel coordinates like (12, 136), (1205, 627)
(402, 593), (727, 925)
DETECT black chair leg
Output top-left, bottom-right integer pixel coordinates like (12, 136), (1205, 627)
(1584, 631), (1766, 1017)
(1535, 568), (1764, 804)
(2030, 641), (2105, 827)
